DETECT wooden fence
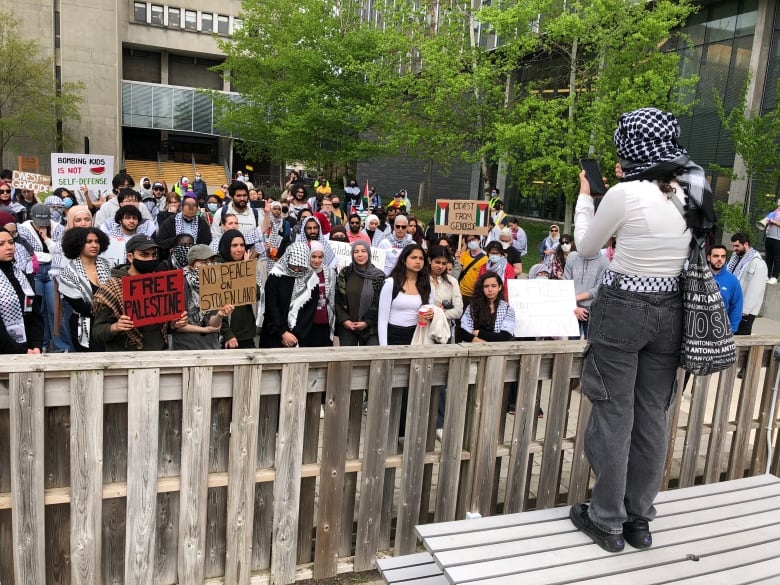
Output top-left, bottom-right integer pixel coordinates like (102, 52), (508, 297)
(0, 336), (779, 585)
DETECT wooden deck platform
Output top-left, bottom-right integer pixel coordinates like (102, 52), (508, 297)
(378, 474), (780, 584)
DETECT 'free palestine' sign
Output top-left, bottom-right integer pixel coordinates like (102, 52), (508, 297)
(122, 270), (184, 327)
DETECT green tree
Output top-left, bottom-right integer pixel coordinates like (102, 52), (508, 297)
(216, 0), (392, 170)
(0, 14), (84, 164)
(489, 0), (696, 227)
(713, 76), (780, 221)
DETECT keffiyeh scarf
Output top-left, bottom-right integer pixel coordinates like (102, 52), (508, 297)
(270, 242), (317, 331)
(58, 257), (112, 348)
(0, 261), (33, 344)
(727, 247), (761, 280)
(614, 107), (711, 211)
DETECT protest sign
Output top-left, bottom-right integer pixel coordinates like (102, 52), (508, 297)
(327, 240), (386, 272)
(122, 270), (184, 327)
(102, 238), (128, 267)
(50, 153), (114, 196)
(507, 279), (580, 338)
(434, 199), (491, 236)
(11, 170), (51, 194)
(199, 259), (257, 311)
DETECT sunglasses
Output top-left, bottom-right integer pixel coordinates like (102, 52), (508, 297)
(153, 187), (164, 191)
(0, 190), (11, 194)
(349, 221), (361, 225)
(561, 240), (571, 244)
(550, 228), (559, 232)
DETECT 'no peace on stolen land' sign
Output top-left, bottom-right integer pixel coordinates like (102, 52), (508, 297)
(198, 260), (257, 311)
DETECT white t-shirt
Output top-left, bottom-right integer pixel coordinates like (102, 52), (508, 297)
(377, 280), (423, 345)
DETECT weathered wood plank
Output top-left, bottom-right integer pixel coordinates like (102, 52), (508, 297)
(177, 366), (214, 583)
(751, 350), (779, 474)
(395, 358), (435, 556)
(354, 359), (394, 572)
(313, 361), (353, 579)
(9, 371), (46, 585)
(296, 391), (321, 564)
(45, 404), (71, 585)
(378, 386), (403, 551)
(205, 398), (232, 578)
(434, 356), (471, 523)
(704, 367), (738, 483)
(662, 369), (686, 489)
(252, 395), (279, 571)
(504, 354), (542, 514)
(467, 356), (506, 516)
(225, 365), (263, 585)
(728, 346), (763, 479)
(124, 368), (160, 585)
(566, 392), (591, 506)
(339, 387), (364, 557)
(536, 353), (572, 509)
(271, 362), (308, 585)
(155, 399), (182, 584)
(70, 370), (104, 585)
(679, 374), (711, 488)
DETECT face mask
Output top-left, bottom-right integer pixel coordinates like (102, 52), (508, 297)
(49, 210), (62, 223)
(63, 198), (74, 209)
(282, 206), (289, 214)
(207, 203), (218, 213)
(143, 183), (151, 190)
(488, 255), (501, 266)
(561, 243), (572, 252)
(144, 201), (157, 213)
(467, 240), (479, 251)
(171, 245), (191, 268)
(500, 241), (511, 250)
(132, 257), (159, 274)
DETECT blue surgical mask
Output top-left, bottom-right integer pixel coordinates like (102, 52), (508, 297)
(488, 254), (501, 265)
(207, 203), (218, 213)
(467, 240), (479, 251)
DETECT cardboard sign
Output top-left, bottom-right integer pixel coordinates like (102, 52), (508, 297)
(434, 199), (491, 235)
(122, 270), (184, 327)
(327, 240), (387, 272)
(199, 259), (257, 311)
(11, 170), (51, 193)
(50, 153), (114, 195)
(506, 279), (580, 338)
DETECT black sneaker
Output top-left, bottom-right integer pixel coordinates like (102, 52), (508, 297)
(623, 518), (652, 549)
(569, 504), (625, 553)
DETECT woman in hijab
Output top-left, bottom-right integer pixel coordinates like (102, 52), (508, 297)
(477, 241), (515, 299)
(264, 200), (291, 265)
(569, 108), (695, 554)
(259, 241), (318, 348)
(58, 227), (112, 351)
(298, 241), (335, 347)
(0, 227), (43, 353)
(218, 229), (264, 349)
(335, 241), (385, 346)
(66, 205), (93, 230)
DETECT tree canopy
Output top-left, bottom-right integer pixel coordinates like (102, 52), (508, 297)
(218, 0), (696, 197)
(0, 13), (84, 164)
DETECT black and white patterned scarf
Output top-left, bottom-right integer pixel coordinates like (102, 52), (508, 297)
(174, 213), (198, 239)
(614, 107), (711, 211)
(269, 242), (317, 331)
(727, 247), (761, 280)
(0, 260), (34, 344)
(58, 257), (112, 347)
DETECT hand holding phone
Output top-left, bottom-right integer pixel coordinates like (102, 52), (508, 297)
(579, 158), (607, 196)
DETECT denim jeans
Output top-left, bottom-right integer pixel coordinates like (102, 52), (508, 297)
(34, 263), (72, 352)
(580, 282), (682, 533)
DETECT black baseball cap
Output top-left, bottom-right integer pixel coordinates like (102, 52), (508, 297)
(125, 235), (159, 253)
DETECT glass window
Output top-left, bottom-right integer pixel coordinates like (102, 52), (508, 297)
(173, 89), (194, 132)
(705, 3), (738, 43)
(217, 15), (230, 35)
(153, 86), (173, 130)
(201, 13), (213, 32)
(735, 0), (758, 37)
(168, 7), (180, 28)
(134, 2), (147, 23)
(150, 4), (163, 25)
(185, 10), (197, 30)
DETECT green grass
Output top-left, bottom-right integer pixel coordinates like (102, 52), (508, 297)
(412, 204), (555, 268)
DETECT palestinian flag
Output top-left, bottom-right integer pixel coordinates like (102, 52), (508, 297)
(435, 201), (449, 226)
(476, 202), (490, 228)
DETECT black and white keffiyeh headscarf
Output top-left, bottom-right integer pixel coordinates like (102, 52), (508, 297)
(614, 107), (711, 211)
(270, 241), (318, 331)
(0, 255), (34, 344)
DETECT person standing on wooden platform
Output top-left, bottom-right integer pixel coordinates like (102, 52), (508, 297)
(571, 108), (702, 553)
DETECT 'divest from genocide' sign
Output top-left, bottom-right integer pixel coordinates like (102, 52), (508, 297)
(122, 270), (184, 327)
(434, 200), (491, 236)
(11, 170), (51, 193)
(199, 259), (257, 311)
